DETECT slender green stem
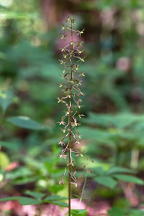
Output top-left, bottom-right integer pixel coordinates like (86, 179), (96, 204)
(68, 90), (72, 216)
(68, 140), (72, 216)
(80, 176), (87, 202)
(68, 17), (73, 216)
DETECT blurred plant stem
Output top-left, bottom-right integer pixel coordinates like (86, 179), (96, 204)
(36, 205), (42, 216)
(131, 149), (139, 169)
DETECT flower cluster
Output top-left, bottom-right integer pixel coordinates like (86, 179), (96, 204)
(58, 16), (85, 186)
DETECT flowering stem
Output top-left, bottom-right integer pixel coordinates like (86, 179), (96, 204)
(68, 17), (73, 216)
(59, 16), (85, 216)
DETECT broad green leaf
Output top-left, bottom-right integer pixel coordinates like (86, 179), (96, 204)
(7, 116), (47, 130)
(0, 196), (21, 202)
(46, 201), (68, 207)
(92, 167), (107, 176)
(43, 195), (68, 207)
(129, 209), (144, 216)
(0, 11), (38, 20)
(114, 174), (144, 185)
(79, 127), (113, 144)
(83, 113), (144, 129)
(108, 207), (126, 216)
(108, 208), (144, 216)
(82, 113), (112, 126)
(76, 171), (94, 178)
(6, 167), (32, 179)
(0, 90), (15, 112)
(79, 157), (109, 170)
(13, 177), (38, 185)
(18, 197), (41, 205)
(95, 176), (117, 188)
(107, 166), (135, 175)
(71, 209), (87, 216)
(0, 141), (19, 151)
(0, 196), (41, 205)
(25, 191), (44, 200)
(44, 195), (67, 201)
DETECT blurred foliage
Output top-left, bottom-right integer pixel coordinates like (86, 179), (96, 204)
(71, 209), (87, 216)
(109, 207), (144, 216)
(1, 0), (144, 215)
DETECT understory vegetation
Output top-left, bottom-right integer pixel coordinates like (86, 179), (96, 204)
(1, 0), (144, 215)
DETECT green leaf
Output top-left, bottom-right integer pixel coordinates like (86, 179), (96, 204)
(48, 201), (68, 207)
(83, 113), (144, 129)
(108, 207), (126, 216)
(79, 127), (113, 145)
(18, 197), (41, 205)
(13, 177), (38, 185)
(0, 196), (41, 205)
(92, 167), (107, 176)
(0, 196), (20, 202)
(0, 11), (38, 20)
(6, 167), (32, 179)
(0, 141), (19, 151)
(76, 171), (94, 178)
(43, 195), (68, 207)
(44, 195), (67, 201)
(95, 176), (117, 188)
(25, 191), (44, 200)
(71, 209), (87, 216)
(107, 166), (135, 175)
(0, 90), (15, 112)
(108, 208), (144, 216)
(114, 174), (144, 185)
(129, 209), (144, 216)
(7, 116), (47, 130)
